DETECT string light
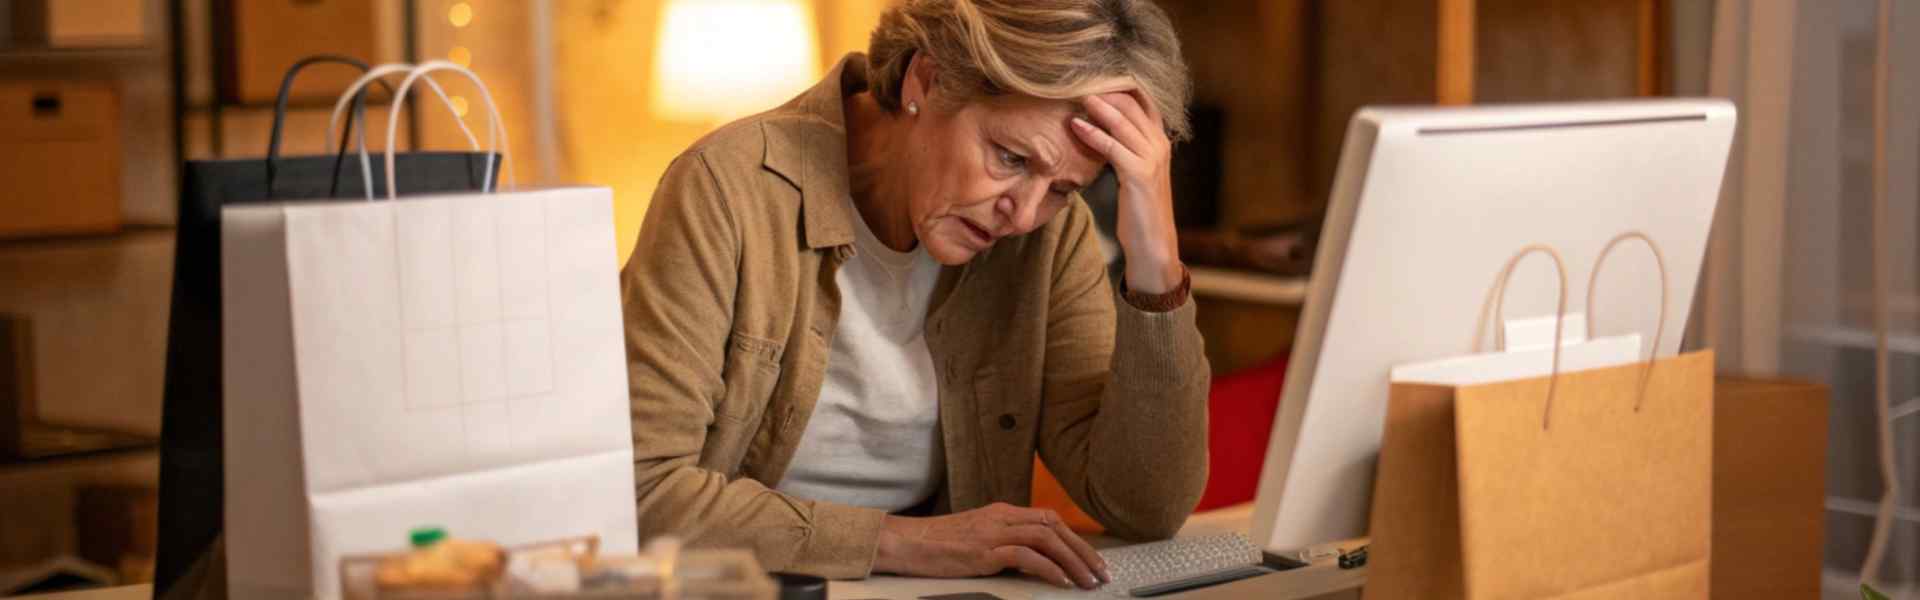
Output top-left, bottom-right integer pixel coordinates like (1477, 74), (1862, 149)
(446, 4), (474, 123)
(448, 2), (473, 28)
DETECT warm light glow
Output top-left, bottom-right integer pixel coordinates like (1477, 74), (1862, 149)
(448, 2), (473, 28)
(651, 0), (822, 123)
(450, 96), (470, 118)
(449, 46), (472, 67)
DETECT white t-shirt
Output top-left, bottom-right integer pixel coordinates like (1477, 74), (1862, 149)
(773, 197), (944, 512)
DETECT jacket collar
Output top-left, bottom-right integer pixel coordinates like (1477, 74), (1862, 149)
(762, 53), (869, 250)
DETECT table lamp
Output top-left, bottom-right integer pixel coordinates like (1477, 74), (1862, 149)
(651, 0), (823, 125)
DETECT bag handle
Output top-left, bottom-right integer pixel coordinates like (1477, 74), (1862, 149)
(1472, 245), (1570, 429)
(383, 60), (513, 201)
(264, 55), (395, 195)
(1471, 245), (1571, 355)
(326, 63), (484, 200)
(1583, 231), (1670, 413)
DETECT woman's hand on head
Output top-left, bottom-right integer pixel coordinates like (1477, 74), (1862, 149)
(874, 502), (1111, 590)
(1070, 91), (1184, 294)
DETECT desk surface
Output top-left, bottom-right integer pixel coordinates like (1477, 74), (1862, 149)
(835, 504), (1363, 600)
(20, 505), (1363, 600)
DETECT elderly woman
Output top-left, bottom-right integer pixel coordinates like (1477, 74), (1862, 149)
(623, 0), (1207, 590)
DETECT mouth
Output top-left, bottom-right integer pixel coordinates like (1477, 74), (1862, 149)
(958, 218), (995, 247)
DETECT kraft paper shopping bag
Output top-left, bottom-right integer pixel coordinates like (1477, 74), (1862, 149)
(1368, 333), (1647, 599)
(220, 62), (637, 599)
(1367, 234), (1715, 599)
(1450, 351), (1714, 598)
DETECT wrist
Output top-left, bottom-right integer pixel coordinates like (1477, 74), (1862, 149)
(1123, 253), (1184, 295)
(874, 515), (918, 574)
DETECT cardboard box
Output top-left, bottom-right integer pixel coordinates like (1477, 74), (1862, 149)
(5, 0), (146, 47)
(0, 229), (171, 442)
(216, 0), (379, 104)
(1712, 375), (1829, 599)
(0, 80), (123, 240)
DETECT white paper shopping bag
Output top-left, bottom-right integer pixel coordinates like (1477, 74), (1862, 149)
(221, 187), (638, 598)
(221, 62), (637, 599)
(1391, 333), (1643, 386)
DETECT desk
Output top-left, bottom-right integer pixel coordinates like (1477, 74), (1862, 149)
(833, 503), (1363, 600)
(19, 505), (1363, 600)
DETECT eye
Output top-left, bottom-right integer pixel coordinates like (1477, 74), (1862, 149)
(993, 144), (1027, 171)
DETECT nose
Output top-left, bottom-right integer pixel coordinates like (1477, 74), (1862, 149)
(995, 181), (1048, 234)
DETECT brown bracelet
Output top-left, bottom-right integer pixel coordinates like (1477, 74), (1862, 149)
(1121, 266), (1192, 313)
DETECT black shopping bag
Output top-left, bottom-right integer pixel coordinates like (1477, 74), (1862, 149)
(154, 55), (500, 597)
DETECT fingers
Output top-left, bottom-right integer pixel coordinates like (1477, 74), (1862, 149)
(1047, 516), (1110, 583)
(1070, 116), (1139, 169)
(1095, 92), (1168, 150)
(1009, 506), (1103, 580)
(1083, 94), (1153, 154)
(999, 524), (1099, 589)
(1129, 88), (1165, 127)
(990, 545), (1075, 589)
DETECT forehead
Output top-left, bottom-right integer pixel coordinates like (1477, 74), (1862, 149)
(972, 95), (1105, 180)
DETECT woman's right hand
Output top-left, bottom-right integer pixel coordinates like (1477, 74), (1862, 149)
(873, 502), (1111, 590)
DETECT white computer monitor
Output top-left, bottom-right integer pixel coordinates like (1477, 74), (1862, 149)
(1248, 99), (1737, 558)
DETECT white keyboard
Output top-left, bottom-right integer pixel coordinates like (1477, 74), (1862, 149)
(1046, 533), (1270, 598)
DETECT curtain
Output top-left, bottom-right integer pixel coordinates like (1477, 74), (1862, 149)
(1696, 0), (1918, 596)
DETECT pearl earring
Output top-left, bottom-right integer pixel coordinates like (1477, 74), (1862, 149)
(907, 101), (920, 116)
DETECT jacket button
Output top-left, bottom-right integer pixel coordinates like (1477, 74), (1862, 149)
(999, 414), (1017, 430)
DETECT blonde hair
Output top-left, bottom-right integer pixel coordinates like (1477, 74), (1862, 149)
(867, 0), (1193, 141)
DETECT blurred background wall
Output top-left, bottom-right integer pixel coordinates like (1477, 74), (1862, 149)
(0, 0), (1912, 597)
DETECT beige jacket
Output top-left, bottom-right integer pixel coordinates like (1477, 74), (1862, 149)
(621, 54), (1211, 579)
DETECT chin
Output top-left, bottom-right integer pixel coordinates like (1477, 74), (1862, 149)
(924, 237), (978, 266)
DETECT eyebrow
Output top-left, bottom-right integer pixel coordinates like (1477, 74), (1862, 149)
(1020, 134), (1088, 191)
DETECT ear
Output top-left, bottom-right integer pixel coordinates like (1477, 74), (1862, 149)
(902, 51), (939, 107)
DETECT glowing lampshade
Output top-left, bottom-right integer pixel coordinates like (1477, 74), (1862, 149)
(651, 0), (823, 123)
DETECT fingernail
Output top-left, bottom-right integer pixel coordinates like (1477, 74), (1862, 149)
(1100, 567), (1114, 583)
(1071, 117), (1092, 129)
(1061, 576), (1075, 588)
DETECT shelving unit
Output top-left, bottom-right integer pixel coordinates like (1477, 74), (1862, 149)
(2, 1), (175, 480)
(1787, 324), (1920, 356)
(1189, 267), (1310, 307)
(169, 0), (424, 161)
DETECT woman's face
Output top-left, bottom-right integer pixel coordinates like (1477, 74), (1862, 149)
(902, 93), (1108, 265)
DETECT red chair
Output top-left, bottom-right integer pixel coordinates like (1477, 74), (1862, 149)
(1194, 353), (1287, 511)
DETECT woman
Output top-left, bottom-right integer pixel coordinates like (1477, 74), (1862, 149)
(623, 0), (1208, 590)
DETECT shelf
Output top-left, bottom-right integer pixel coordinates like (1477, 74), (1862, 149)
(0, 442), (157, 471)
(1189, 266), (1309, 306)
(0, 225), (174, 254)
(1785, 324), (1920, 356)
(184, 97), (400, 114)
(1826, 496), (1920, 524)
(0, 423), (158, 472)
(1895, 399), (1920, 422)
(0, 44), (159, 63)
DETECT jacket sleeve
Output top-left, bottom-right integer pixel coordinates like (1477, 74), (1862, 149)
(622, 151), (885, 579)
(1032, 202), (1212, 540)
